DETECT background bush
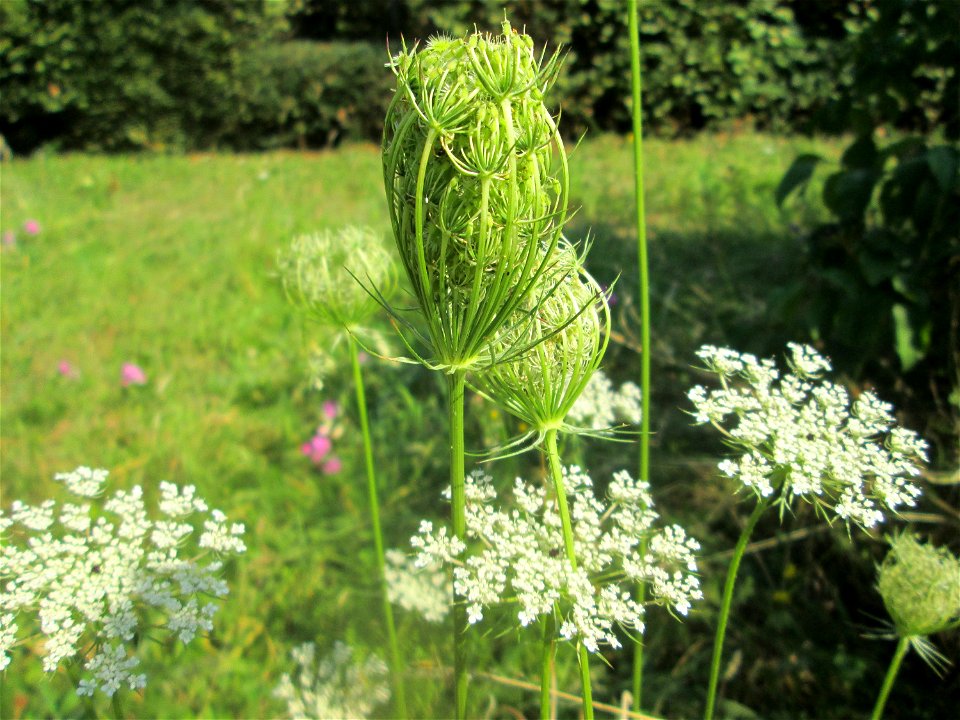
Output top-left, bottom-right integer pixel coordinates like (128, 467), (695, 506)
(406, 0), (849, 136)
(775, 0), (959, 468)
(0, 0), (281, 152)
(225, 41), (394, 151)
(5, 0), (955, 153)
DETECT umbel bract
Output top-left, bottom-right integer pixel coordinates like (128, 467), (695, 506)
(382, 21), (567, 371)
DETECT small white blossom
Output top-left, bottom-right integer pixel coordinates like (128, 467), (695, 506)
(568, 370), (643, 430)
(54, 467), (108, 498)
(0, 467), (246, 697)
(273, 641), (390, 719)
(0, 614), (17, 671)
(384, 549), (450, 623)
(159, 482), (208, 517)
(76, 644), (146, 697)
(199, 510), (247, 554)
(689, 344), (926, 527)
(412, 467), (701, 653)
(11, 500), (56, 531)
(410, 521), (465, 565)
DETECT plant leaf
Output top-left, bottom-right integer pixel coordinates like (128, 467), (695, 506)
(775, 153), (822, 208)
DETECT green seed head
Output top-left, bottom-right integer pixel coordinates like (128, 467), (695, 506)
(472, 242), (610, 431)
(877, 533), (960, 639)
(277, 226), (396, 329)
(383, 22), (567, 369)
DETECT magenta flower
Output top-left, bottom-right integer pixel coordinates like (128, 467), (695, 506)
(322, 400), (339, 421)
(321, 457), (343, 475)
(57, 360), (80, 379)
(23, 220), (40, 235)
(300, 433), (332, 464)
(2, 231), (15, 247)
(121, 362), (147, 387)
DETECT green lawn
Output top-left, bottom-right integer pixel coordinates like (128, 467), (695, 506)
(8, 133), (942, 719)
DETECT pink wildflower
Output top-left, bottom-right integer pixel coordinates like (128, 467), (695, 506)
(2, 231), (15, 247)
(23, 220), (40, 235)
(57, 360), (80, 379)
(300, 433), (332, 464)
(358, 351), (369, 364)
(121, 362), (147, 386)
(321, 457), (343, 475)
(322, 400), (339, 420)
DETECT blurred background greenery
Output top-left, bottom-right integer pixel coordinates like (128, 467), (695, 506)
(1, 1), (957, 718)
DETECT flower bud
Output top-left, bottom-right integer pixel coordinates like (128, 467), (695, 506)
(383, 23), (568, 370)
(878, 533), (960, 639)
(277, 226), (396, 329)
(473, 243), (610, 432)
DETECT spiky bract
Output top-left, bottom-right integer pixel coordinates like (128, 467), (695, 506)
(277, 226), (397, 329)
(472, 244), (610, 433)
(382, 22), (567, 370)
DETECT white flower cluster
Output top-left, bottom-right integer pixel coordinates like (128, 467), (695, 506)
(0, 467), (246, 695)
(688, 343), (927, 527)
(273, 641), (390, 719)
(567, 370), (642, 429)
(384, 549), (450, 623)
(412, 467), (701, 653)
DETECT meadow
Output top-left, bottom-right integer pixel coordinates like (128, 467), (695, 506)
(2, 133), (954, 718)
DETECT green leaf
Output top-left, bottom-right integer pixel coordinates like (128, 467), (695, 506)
(823, 169), (878, 222)
(926, 145), (958, 192)
(841, 134), (878, 170)
(775, 153), (822, 208)
(892, 303), (931, 371)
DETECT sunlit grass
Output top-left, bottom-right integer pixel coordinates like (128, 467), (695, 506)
(0, 134), (847, 718)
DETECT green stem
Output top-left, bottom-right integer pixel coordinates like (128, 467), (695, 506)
(349, 336), (407, 719)
(704, 498), (770, 720)
(111, 692), (124, 720)
(627, 1), (652, 710)
(544, 429), (594, 720)
(448, 370), (468, 720)
(540, 611), (557, 719)
(631, 540), (647, 711)
(870, 637), (910, 720)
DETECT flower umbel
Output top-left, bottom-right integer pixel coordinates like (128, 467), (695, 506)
(876, 533), (960, 673)
(688, 343), (926, 527)
(472, 243), (610, 437)
(277, 226), (397, 330)
(412, 467), (701, 653)
(385, 549), (450, 624)
(568, 368), (643, 430)
(273, 641), (391, 719)
(0, 467), (246, 696)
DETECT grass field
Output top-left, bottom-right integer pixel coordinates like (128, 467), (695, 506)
(3, 133), (953, 719)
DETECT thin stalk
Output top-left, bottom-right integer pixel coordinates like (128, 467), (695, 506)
(540, 611), (557, 719)
(704, 498), (770, 720)
(544, 429), (594, 720)
(627, 0), (652, 711)
(111, 692), (124, 720)
(870, 637), (910, 720)
(631, 539), (647, 710)
(448, 370), (469, 720)
(349, 336), (407, 718)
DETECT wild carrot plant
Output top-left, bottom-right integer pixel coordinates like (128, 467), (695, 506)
(870, 533), (959, 719)
(0, 467), (246, 716)
(470, 242), (612, 716)
(277, 226), (408, 717)
(463, 236), (702, 717)
(382, 22), (569, 716)
(689, 344), (928, 719)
